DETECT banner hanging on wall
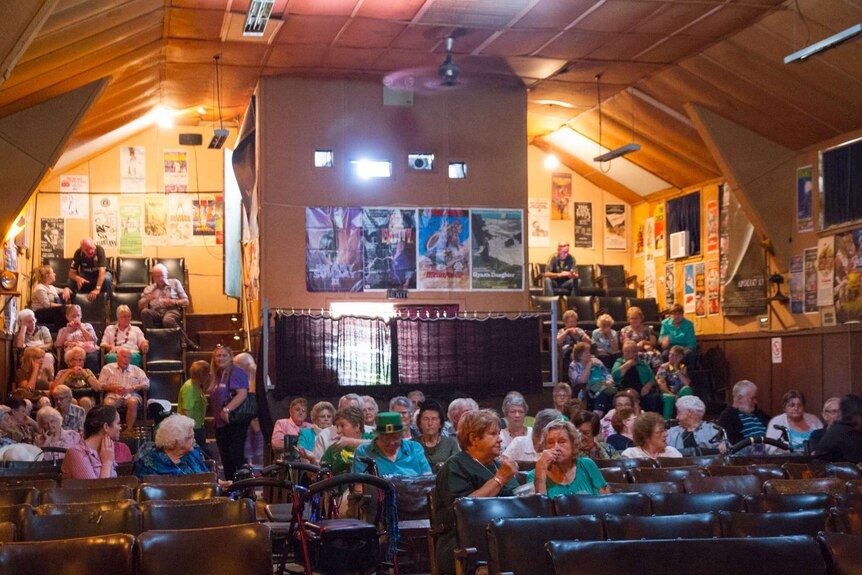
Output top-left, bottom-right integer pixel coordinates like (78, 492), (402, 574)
(417, 208), (470, 290)
(797, 166), (814, 233)
(665, 262), (676, 307)
(59, 175), (89, 219)
(528, 198), (550, 248)
(164, 150), (188, 193)
(635, 223), (645, 257)
(804, 247), (818, 313)
(605, 204), (626, 251)
(654, 204), (665, 251)
(574, 202), (593, 248)
(833, 229), (862, 322)
(305, 207), (363, 292)
(40, 218), (64, 258)
(817, 235), (835, 307)
(707, 259), (720, 315)
(168, 194), (193, 244)
(118, 199), (143, 255)
(143, 195), (167, 245)
(93, 196), (118, 249)
(471, 209), (524, 290)
(193, 198), (218, 236)
(695, 262), (706, 317)
(684, 263), (695, 314)
(720, 184), (767, 316)
(790, 255), (804, 314)
(644, 251), (656, 298)
(551, 173), (571, 220)
(361, 208), (417, 290)
(120, 146), (145, 193)
(706, 200), (719, 254)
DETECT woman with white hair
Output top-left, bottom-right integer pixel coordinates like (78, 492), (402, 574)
(500, 393), (531, 451)
(443, 397), (479, 437)
(55, 304), (100, 373)
(666, 395), (727, 456)
(503, 408), (563, 462)
(101, 304), (148, 367)
(35, 406), (80, 459)
(529, 419), (609, 497)
(15, 308), (54, 355)
(133, 414), (209, 477)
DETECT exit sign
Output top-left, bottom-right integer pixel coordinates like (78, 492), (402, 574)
(387, 289), (408, 299)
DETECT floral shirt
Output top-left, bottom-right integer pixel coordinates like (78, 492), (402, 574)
(656, 361), (688, 394)
(591, 329), (619, 354)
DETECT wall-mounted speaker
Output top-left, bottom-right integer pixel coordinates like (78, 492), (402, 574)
(179, 133), (203, 146)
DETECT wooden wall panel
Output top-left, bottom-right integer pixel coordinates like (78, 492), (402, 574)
(770, 334), (822, 416)
(723, 337), (772, 413)
(822, 332), (852, 401)
(851, 331), (862, 396)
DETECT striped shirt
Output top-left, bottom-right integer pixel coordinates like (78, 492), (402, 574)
(739, 412), (767, 439)
(98, 363), (149, 394)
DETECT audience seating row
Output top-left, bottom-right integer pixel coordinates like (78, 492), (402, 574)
(42, 257), (187, 294)
(531, 263), (637, 299)
(531, 294), (660, 331)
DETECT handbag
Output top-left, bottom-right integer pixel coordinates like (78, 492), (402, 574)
(225, 367), (257, 425)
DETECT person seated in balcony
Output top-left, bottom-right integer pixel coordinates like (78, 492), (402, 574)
(543, 241), (578, 295)
(666, 396), (727, 456)
(717, 380), (771, 447)
(15, 309), (55, 373)
(557, 310), (591, 368)
(52, 346), (97, 412)
(1, 398), (39, 444)
(13, 347), (52, 408)
(55, 304), (100, 373)
(658, 303), (697, 367)
(101, 305), (148, 367)
(94, 348), (149, 430)
(51, 384), (85, 432)
(620, 306), (662, 368)
(31, 264), (69, 330)
(68, 237), (112, 301)
(613, 341), (660, 413)
(352, 412), (431, 477)
(133, 414), (209, 477)
(655, 345), (693, 419)
(139, 263), (196, 349)
(592, 314), (621, 369)
(568, 342), (616, 417)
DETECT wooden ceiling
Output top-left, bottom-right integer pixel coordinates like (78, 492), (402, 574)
(2, 0), (862, 197)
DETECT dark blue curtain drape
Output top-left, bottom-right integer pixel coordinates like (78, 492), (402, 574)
(823, 141), (862, 228)
(667, 191), (701, 257)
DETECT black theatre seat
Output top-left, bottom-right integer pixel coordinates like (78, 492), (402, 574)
(604, 512), (721, 540)
(554, 492), (651, 517)
(0, 533), (135, 575)
(718, 509), (829, 538)
(649, 492), (745, 516)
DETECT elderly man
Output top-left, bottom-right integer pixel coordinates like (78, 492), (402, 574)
(139, 263), (189, 330)
(666, 395), (727, 456)
(543, 241), (579, 296)
(94, 348), (149, 429)
(312, 394), (373, 463)
(809, 397), (842, 452)
(443, 397), (479, 437)
(68, 237), (112, 301)
(717, 380), (771, 446)
(51, 384), (85, 433)
(352, 412), (432, 477)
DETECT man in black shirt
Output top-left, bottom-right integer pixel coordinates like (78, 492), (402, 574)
(814, 394), (862, 463)
(543, 241), (578, 295)
(68, 237), (112, 301)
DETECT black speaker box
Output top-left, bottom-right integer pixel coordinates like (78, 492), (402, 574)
(179, 133), (203, 146)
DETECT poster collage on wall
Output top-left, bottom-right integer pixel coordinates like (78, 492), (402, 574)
(305, 207), (524, 292)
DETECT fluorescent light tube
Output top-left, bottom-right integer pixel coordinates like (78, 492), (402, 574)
(784, 23), (862, 64)
(593, 143), (641, 163)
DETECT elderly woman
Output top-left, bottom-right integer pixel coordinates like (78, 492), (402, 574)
(530, 419), (609, 496)
(62, 405), (120, 479)
(658, 303), (697, 367)
(14, 347), (53, 407)
(620, 306), (662, 368)
(272, 397), (313, 453)
(572, 411), (615, 459)
(569, 342), (617, 416)
(55, 304), (100, 373)
(362, 395), (379, 427)
(655, 345), (693, 419)
(503, 408), (562, 462)
(133, 414), (209, 477)
(100, 304), (148, 367)
(321, 406), (373, 476)
(766, 391), (823, 452)
(52, 346), (97, 412)
(500, 393), (531, 451)
(435, 409), (519, 575)
(607, 407), (636, 451)
(600, 390), (641, 439)
(814, 394), (862, 463)
(417, 401), (460, 468)
(297, 401), (335, 461)
(621, 412), (682, 459)
(207, 346), (251, 480)
(557, 310), (591, 367)
(35, 406), (80, 459)
(390, 396), (420, 439)
(552, 382), (573, 413)
(667, 395), (727, 456)
(1, 398), (39, 444)
(15, 308), (54, 356)
(592, 313), (621, 369)
(443, 397), (478, 437)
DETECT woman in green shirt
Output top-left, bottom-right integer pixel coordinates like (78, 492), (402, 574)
(529, 419), (609, 497)
(178, 360), (210, 448)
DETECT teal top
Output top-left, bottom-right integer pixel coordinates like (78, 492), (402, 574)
(352, 438), (432, 477)
(298, 427), (318, 452)
(659, 317), (697, 350)
(527, 457), (607, 496)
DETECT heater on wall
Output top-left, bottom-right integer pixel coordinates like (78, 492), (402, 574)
(669, 231), (690, 259)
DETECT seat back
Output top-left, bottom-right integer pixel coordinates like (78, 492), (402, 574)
(387, 474), (436, 522)
(41, 258), (74, 288)
(0, 487), (38, 507)
(683, 474), (762, 496)
(454, 495), (553, 567)
(828, 508), (862, 534)
(848, 481), (862, 495)
(22, 506), (141, 540)
(745, 493), (834, 513)
(137, 483), (219, 502)
(554, 492), (651, 517)
(0, 533), (135, 575)
(828, 463), (862, 481)
(73, 292), (107, 334)
(782, 462), (816, 479)
(0, 504), (33, 532)
(115, 257), (150, 290)
(599, 467), (627, 483)
(151, 258), (186, 286)
(0, 521), (14, 543)
(595, 296), (627, 326)
(145, 329), (184, 372)
(627, 298), (660, 322)
(718, 509), (828, 538)
(42, 485), (132, 505)
(146, 370), (185, 403)
(140, 472), (216, 485)
(487, 516), (603, 575)
(141, 498), (254, 531)
(576, 265), (598, 289)
(34, 500), (138, 515)
(818, 532), (862, 575)
(565, 295), (597, 329)
(763, 478), (846, 496)
(109, 292), (144, 324)
(658, 455), (724, 468)
(530, 295), (564, 317)
(597, 264), (637, 297)
(707, 464), (784, 482)
(547, 536), (827, 575)
(630, 466), (706, 484)
(649, 492), (745, 516)
(604, 512), (721, 540)
(0, 477), (57, 491)
(137, 523), (271, 575)
(62, 476), (140, 490)
(607, 481), (682, 495)
(837, 493), (862, 509)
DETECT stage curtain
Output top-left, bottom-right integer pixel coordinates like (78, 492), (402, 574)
(823, 141), (862, 228)
(667, 191), (701, 257)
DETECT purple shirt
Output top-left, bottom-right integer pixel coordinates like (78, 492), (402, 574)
(209, 366), (249, 428)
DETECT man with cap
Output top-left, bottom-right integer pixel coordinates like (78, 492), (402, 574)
(351, 412), (432, 477)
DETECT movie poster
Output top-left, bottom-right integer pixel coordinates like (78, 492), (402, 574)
(118, 199), (143, 256)
(143, 195), (167, 245)
(59, 175), (89, 219)
(193, 198), (217, 236)
(797, 166), (813, 233)
(361, 208), (417, 290)
(817, 236), (835, 307)
(471, 209), (524, 290)
(417, 208), (470, 290)
(684, 263), (695, 314)
(790, 255), (804, 314)
(707, 259), (720, 315)
(528, 198), (550, 247)
(551, 173), (572, 220)
(695, 263), (706, 317)
(305, 208), (363, 292)
(92, 195), (119, 248)
(168, 194), (193, 244)
(574, 202), (593, 248)
(665, 262), (676, 307)
(721, 185), (767, 316)
(644, 252), (656, 299)
(706, 200), (719, 253)
(804, 247), (818, 313)
(834, 229), (862, 322)
(605, 204), (626, 251)
(635, 223), (645, 257)
(40, 218), (64, 258)
(654, 204), (665, 251)
(120, 146), (145, 193)
(164, 150), (188, 193)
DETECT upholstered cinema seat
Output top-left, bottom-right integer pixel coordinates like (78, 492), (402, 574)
(648, 492), (745, 516)
(41, 485), (132, 505)
(21, 506), (141, 540)
(140, 498), (255, 531)
(553, 492), (652, 516)
(718, 509), (829, 538)
(818, 532), (862, 575)
(744, 493), (835, 513)
(137, 483), (219, 502)
(0, 533), (135, 575)
(603, 512), (722, 540)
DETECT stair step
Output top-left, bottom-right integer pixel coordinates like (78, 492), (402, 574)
(186, 313), (241, 333)
(196, 330), (244, 350)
